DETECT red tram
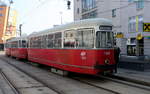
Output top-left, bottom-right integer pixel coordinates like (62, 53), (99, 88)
(5, 18), (116, 75)
(5, 37), (28, 59)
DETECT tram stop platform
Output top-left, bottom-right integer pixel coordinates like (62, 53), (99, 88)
(118, 55), (150, 71)
(115, 68), (150, 86)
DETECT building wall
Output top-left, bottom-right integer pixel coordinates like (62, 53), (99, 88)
(74, 0), (150, 56)
(0, 3), (17, 50)
(4, 9), (17, 41)
(144, 37), (150, 56)
(0, 5), (9, 44)
(74, 0), (82, 20)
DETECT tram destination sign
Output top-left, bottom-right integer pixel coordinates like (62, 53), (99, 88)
(99, 26), (112, 30)
(143, 23), (150, 32)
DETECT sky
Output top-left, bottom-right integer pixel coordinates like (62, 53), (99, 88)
(4, 0), (74, 35)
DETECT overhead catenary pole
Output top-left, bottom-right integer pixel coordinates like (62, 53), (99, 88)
(60, 11), (63, 25)
(19, 24), (22, 37)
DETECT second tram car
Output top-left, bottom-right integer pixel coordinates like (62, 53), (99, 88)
(5, 37), (28, 59)
(27, 18), (116, 75)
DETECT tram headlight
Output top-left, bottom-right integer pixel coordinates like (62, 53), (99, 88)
(104, 59), (109, 65)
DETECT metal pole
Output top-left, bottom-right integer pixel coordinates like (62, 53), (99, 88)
(60, 12), (63, 24)
(19, 24), (22, 37)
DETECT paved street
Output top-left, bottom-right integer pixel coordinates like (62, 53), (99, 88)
(0, 52), (150, 94)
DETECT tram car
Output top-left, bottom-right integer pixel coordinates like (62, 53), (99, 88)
(28, 18), (116, 75)
(5, 36), (28, 59)
(5, 38), (13, 56)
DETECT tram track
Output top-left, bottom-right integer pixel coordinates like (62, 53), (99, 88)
(107, 74), (150, 87)
(1, 55), (150, 94)
(0, 57), (65, 94)
(0, 68), (20, 94)
(69, 74), (150, 94)
(70, 76), (120, 94)
(98, 75), (150, 91)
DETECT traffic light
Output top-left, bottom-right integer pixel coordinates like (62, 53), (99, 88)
(67, 0), (71, 9)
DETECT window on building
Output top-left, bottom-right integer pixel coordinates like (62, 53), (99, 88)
(128, 16), (136, 32)
(128, 15), (143, 32)
(77, 8), (80, 14)
(138, 15), (143, 32)
(82, 0), (96, 13)
(82, 10), (97, 19)
(128, 0), (134, 2)
(136, 0), (144, 9)
(112, 9), (116, 17)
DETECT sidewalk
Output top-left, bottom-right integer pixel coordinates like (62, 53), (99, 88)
(118, 55), (150, 71)
(115, 68), (150, 86)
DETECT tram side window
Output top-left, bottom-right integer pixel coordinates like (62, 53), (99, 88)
(22, 40), (27, 48)
(5, 43), (8, 48)
(54, 32), (62, 48)
(41, 35), (47, 48)
(76, 29), (94, 48)
(47, 34), (54, 48)
(33, 37), (39, 48)
(29, 38), (33, 48)
(96, 31), (114, 48)
(64, 30), (76, 48)
(12, 41), (18, 48)
(38, 36), (42, 48)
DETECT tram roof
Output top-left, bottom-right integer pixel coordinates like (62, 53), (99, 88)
(6, 36), (27, 42)
(29, 18), (112, 37)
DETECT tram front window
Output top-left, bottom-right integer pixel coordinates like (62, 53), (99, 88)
(96, 31), (114, 48)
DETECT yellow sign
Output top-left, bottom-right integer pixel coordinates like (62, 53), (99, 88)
(116, 33), (124, 38)
(143, 23), (150, 32)
(136, 33), (143, 40)
(136, 16), (138, 32)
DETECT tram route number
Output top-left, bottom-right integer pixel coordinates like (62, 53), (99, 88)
(99, 26), (112, 30)
(143, 23), (150, 32)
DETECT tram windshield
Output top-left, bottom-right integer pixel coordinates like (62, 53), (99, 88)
(96, 31), (114, 48)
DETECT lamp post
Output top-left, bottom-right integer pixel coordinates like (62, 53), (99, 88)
(6, 0), (13, 34)
(19, 24), (22, 37)
(59, 11), (63, 25)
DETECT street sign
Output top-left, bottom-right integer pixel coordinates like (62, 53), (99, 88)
(143, 23), (150, 32)
(115, 32), (124, 38)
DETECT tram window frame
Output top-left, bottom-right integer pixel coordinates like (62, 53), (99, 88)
(76, 28), (94, 48)
(47, 34), (54, 48)
(96, 31), (114, 48)
(41, 35), (47, 48)
(22, 40), (27, 48)
(64, 30), (76, 48)
(54, 32), (62, 48)
(29, 38), (33, 48)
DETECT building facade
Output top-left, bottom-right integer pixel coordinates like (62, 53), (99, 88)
(0, 2), (17, 50)
(74, 0), (150, 57)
